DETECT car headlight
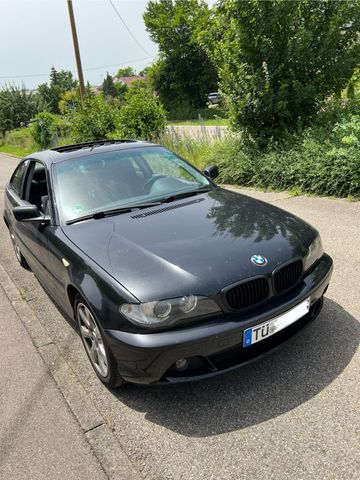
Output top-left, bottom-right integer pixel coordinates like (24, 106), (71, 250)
(304, 234), (323, 271)
(120, 295), (221, 328)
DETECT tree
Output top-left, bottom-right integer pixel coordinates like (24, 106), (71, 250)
(101, 72), (118, 98)
(139, 66), (151, 77)
(116, 66), (136, 77)
(144, 0), (218, 112)
(114, 82), (128, 99)
(38, 67), (78, 114)
(0, 85), (39, 135)
(346, 66), (360, 98)
(200, 0), (360, 140)
(59, 90), (81, 115)
(124, 78), (151, 98)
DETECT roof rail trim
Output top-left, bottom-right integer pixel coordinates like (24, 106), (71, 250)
(51, 139), (139, 153)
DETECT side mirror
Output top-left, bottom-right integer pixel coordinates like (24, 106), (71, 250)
(203, 164), (219, 180)
(13, 205), (50, 224)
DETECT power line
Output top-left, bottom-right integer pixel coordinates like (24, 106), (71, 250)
(108, 0), (153, 57)
(0, 0), (156, 82)
(0, 72), (50, 80)
(84, 56), (154, 72)
(0, 56), (155, 81)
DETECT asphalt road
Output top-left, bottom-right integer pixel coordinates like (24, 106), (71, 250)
(0, 153), (359, 480)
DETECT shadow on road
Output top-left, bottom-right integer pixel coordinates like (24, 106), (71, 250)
(112, 298), (359, 437)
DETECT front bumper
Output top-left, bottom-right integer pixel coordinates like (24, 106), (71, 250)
(105, 254), (333, 384)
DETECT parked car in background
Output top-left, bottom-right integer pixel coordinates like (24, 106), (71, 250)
(207, 92), (222, 105)
(3, 140), (332, 388)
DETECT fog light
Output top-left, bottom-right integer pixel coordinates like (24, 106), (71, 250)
(175, 358), (189, 371)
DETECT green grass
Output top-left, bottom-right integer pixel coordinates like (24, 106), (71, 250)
(167, 118), (229, 127)
(158, 131), (216, 170)
(0, 127), (39, 157)
(0, 144), (29, 157)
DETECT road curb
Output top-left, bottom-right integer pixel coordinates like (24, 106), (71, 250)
(0, 263), (143, 480)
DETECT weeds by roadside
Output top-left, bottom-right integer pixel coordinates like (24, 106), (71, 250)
(161, 100), (360, 200)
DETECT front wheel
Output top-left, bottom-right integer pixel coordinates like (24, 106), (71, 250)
(75, 294), (124, 388)
(9, 229), (29, 268)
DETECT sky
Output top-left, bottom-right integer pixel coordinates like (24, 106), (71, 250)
(0, 0), (161, 89)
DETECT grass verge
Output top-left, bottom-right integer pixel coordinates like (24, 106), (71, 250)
(0, 127), (38, 157)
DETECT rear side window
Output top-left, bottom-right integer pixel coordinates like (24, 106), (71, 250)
(9, 160), (29, 197)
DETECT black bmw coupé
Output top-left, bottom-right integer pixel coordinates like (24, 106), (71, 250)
(3, 140), (333, 387)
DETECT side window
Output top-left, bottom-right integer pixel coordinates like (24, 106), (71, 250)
(9, 160), (29, 197)
(27, 161), (49, 213)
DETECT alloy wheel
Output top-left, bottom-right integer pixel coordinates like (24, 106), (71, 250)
(77, 302), (109, 378)
(10, 232), (22, 263)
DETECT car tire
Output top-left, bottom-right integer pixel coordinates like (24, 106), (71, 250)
(75, 294), (125, 388)
(9, 229), (29, 269)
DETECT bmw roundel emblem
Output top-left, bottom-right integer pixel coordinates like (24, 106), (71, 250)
(251, 254), (268, 266)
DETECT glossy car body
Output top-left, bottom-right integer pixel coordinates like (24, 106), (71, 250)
(3, 140), (333, 386)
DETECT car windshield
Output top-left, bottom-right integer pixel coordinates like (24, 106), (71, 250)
(53, 146), (211, 222)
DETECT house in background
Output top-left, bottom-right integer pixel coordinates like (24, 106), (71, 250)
(113, 75), (146, 86)
(90, 85), (102, 94)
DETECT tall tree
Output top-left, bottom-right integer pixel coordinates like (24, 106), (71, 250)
(200, 0), (360, 140)
(38, 67), (78, 114)
(144, 0), (218, 112)
(116, 67), (136, 77)
(101, 72), (118, 98)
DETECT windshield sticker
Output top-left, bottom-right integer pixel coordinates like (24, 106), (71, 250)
(163, 151), (178, 160)
(73, 204), (85, 215)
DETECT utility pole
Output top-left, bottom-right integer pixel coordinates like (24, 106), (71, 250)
(67, 0), (85, 102)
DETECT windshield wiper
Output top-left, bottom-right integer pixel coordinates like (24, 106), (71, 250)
(160, 186), (213, 204)
(65, 201), (163, 225)
(65, 188), (213, 225)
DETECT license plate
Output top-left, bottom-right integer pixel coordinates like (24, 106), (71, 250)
(243, 298), (310, 348)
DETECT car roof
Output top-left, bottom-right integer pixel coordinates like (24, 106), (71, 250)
(23, 140), (159, 165)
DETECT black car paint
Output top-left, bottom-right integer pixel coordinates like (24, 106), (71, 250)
(106, 257), (331, 384)
(61, 189), (316, 305)
(3, 142), (333, 385)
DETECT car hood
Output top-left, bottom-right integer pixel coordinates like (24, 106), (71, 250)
(62, 189), (317, 302)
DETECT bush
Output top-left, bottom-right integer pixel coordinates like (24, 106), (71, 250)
(0, 85), (39, 136)
(113, 90), (166, 140)
(30, 112), (71, 149)
(203, 102), (360, 198)
(68, 95), (119, 142)
(163, 100), (360, 199)
(30, 112), (57, 148)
